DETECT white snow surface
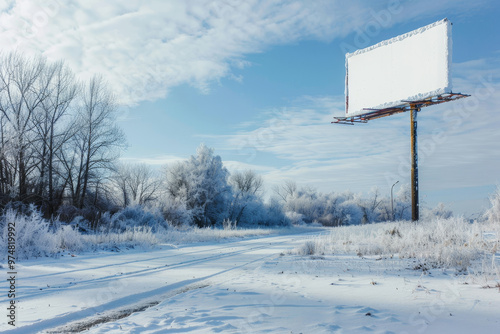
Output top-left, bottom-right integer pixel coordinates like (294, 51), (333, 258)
(2, 228), (499, 333)
(346, 18), (452, 117)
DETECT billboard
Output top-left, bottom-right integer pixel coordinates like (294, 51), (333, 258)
(345, 19), (452, 117)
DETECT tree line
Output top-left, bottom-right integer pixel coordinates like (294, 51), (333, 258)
(0, 53), (287, 228)
(0, 53), (451, 230)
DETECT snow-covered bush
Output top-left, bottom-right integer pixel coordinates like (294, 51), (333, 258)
(276, 182), (456, 226)
(222, 219), (235, 230)
(296, 240), (319, 256)
(285, 211), (305, 225)
(108, 205), (168, 232)
(55, 225), (85, 251)
(0, 206), (169, 259)
(392, 184), (412, 221)
(159, 198), (192, 227)
(336, 199), (364, 226)
(279, 185), (364, 226)
(262, 198), (291, 227)
(83, 226), (160, 249)
(0, 208), (56, 259)
(0, 204), (287, 260)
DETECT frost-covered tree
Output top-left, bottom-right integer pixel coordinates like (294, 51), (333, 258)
(0, 53), (130, 219)
(393, 184), (411, 221)
(228, 170), (263, 226)
(165, 144), (230, 227)
(484, 186), (500, 223)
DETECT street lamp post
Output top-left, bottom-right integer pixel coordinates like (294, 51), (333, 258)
(391, 180), (399, 221)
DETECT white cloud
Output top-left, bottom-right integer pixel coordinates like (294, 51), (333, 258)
(119, 154), (186, 167)
(0, 0), (485, 105)
(223, 160), (277, 174)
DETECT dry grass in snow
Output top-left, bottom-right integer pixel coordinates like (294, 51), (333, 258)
(293, 217), (500, 272)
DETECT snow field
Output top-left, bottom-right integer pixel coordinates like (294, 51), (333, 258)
(86, 250), (500, 333)
(1, 225), (499, 333)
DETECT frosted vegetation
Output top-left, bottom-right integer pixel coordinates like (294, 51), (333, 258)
(291, 188), (500, 273)
(0, 206), (280, 259)
(294, 218), (498, 271)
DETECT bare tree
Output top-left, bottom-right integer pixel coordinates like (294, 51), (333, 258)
(0, 113), (13, 199)
(273, 180), (297, 202)
(0, 53), (130, 219)
(61, 75), (125, 209)
(32, 60), (78, 214)
(113, 163), (162, 207)
(0, 53), (49, 201)
(359, 187), (383, 224)
(231, 170), (263, 195)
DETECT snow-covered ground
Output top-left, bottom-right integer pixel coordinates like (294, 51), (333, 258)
(2, 227), (499, 333)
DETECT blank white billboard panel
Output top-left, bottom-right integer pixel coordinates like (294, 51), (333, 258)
(345, 19), (452, 117)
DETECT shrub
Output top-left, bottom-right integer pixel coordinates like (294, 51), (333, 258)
(0, 208), (56, 259)
(300, 241), (318, 255)
(108, 205), (168, 232)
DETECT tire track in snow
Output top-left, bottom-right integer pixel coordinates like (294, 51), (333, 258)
(3, 234), (299, 334)
(2, 232), (322, 333)
(21, 241), (253, 280)
(21, 230), (314, 281)
(9, 237), (295, 302)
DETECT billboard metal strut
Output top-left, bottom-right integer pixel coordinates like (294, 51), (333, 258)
(332, 93), (469, 125)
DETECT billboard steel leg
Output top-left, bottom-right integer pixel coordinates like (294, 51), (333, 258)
(410, 104), (419, 221)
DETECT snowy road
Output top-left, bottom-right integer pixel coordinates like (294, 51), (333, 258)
(2, 230), (324, 333)
(2, 229), (499, 333)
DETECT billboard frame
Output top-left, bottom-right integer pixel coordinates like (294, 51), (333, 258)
(344, 18), (453, 118)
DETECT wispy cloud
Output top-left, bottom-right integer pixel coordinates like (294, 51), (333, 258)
(0, 0), (485, 105)
(119, 155), (186, 167)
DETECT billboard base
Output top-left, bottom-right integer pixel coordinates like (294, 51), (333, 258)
(332, 92), (469, 125)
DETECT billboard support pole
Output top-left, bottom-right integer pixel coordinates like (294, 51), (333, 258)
(410, 104), (419, 221)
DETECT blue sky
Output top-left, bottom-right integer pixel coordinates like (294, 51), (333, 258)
(2, 0), (499, 216)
